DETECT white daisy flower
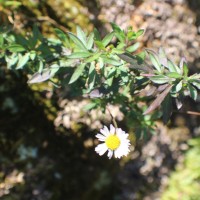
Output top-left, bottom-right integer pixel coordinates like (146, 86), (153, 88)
(95, 124), (130, 159)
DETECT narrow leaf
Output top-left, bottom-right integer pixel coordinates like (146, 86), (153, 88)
(188, 84), (198, 101)
(143, 85), (172, 115)
(175, 96), (183, 110)
(28, 69), (53, 84)
(67, 52), (91, 59)
(171, 81), (183, 93)
(86, 32), (94, 50)
(68, 32), (87, 51)
(0, 34), (4, 47)
(69, 63), (86, 84)
(93, 28), (101, 41)
(179, 57), (187, 75)
(88, 62), (96, 89)
(38, 60), (44, 74)
(167, 60), (181, 73)
(166, 72), (182, 78)
(102, 32), (114, 47)
(94, 41), (106, 50)
(126, 42), (140, 53)
(16, 53), (30, 69)
(76, 26), (87, 46)
(118, 53), (152, 72)
(111, 23), (125, 42)
(161, 94), (172, 124)
(149, 52), (162, 73)
(101, 56), (121, 66)
(150, 75), (174, 84)
(55, 28), (69, 44)
(183, 61), (189, 77)
(136, 29), (144, 37)
(85, 52), (101, 63)
(191, 80), (200, 90)
(7, 44), (26, 52)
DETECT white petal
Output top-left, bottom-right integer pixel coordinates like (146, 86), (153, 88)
(114, 149), (120, 158)
(116, 128), (127, 136)
(95, 134), (106, 141)
(114, 149), (123, 158)
(100, 126), (109, 136)
(95, 143), (108, 156)
(107, 150), (113, 159)
(110, 124), (115, 134)
(117, 144), (130, 156)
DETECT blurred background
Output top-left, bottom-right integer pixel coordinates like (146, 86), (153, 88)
(0, 0), (200, 199)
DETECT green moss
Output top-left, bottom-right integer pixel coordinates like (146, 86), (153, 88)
(162, 138), (200, 200)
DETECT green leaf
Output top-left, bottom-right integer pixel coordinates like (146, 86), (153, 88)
(167, 60), (181, 73)
(188, 84), (198, 101)
(136, 29), (145, 37)
(50, 64), (60, 75)
(111, 48), (125, 54)
(55, 28), (69, 44)
(101, 56), (121, 66)
(111, 23), (123, 33)
(175, 96), (183, 110)
(67, 52), (91, 59)
(107, 67), (116, 78)
(7, 44), (26, 52)
(85, 52), (101, 63)
(69, 63), (86, 84)
(67, 32), (88, 51)
(88, 62), (96, 89)
(5, 54), (18, 69)
(93, 28), (101, 41)
(166, 72), (182, 79)
(86, 32), (94, 50)
(60, 59), (80, 67)
(191, 81), (200, 90)
(76, 26), (87, 46)
(38, 60), (44, 73)
(16, 53), (30, 69)
(0, 34), (4, 47)
(118, 52), (152, 72)
(171, 81), (183, 93)
(98, 57), (104, 69)
(94, 41), (106, 50)
(183, 62), (189, 77)
(150, 75), (174, 84)
(189, 73), (200, 80)
(111, 23), (125, 42)
(31, 25), (43, 47)
(149, 52), (162, 73)
(102, 32), (114, 47)
(29, 51), (36, 60)
(106, 77), (114, 86)
(126, 42), (140, 53)
(161, 94), (172, 124)
(117, 42), (126, 49)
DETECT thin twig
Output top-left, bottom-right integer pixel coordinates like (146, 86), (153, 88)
(186, 111), (200, 116)
(28, 16), (69, 33)
(107, 106), (118, 128)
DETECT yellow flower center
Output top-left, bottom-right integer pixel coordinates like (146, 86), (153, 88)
(105, 135), (120, 150)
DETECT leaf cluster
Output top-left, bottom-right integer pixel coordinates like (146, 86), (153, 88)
(1, 23), (200, 130)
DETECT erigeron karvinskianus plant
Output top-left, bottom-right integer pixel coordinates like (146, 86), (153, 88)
(1, 23), (200, 158)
